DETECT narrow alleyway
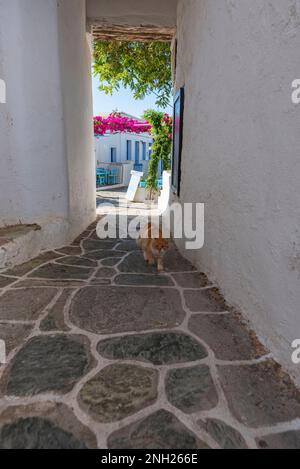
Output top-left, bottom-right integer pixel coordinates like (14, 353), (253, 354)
(0, 191), (300, 449)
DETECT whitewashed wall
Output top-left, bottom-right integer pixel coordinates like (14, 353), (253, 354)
(0, 0), (95, 263)
(87, 0), (178, 27)
(0, 0), (68, 229)
(57, 0), (96, 238)
(175, 0), (300, 384)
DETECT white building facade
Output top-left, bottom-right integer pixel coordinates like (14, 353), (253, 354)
(95, 132), (152, 173)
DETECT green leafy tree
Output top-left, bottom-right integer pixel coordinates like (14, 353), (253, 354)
(143, 110), (173, 195)
(93, 41), (172, 108)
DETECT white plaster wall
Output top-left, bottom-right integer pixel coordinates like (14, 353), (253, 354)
(175, 0), (300, 384)
(87, 0), (178, 27)
(0, 0), (95, 264)
(57, 0), (96, 238)
(0, 0), (69, 228)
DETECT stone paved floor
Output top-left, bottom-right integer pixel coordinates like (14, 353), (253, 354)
(0, 194), (300, 448)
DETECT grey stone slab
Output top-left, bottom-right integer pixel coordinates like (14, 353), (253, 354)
(172, 272), (212, 288)
(184, 288), (228, 312)
(3, 334), (93, 396)
(198, 419), (248, 449)
(0, 275), (16, 288)
(95, 267), (116, 278)
(166, 365), (218, 413)
(114, 274), (174, 287)
(0, 417), (87, 449)
(40, 289), (73, 332)
(218, 360), (300, 427)
(115, 240), (140, 251)
(4, 252), (62, 277)
(256, 430), (300, 449)
(163, 250), (197, 272)
(0, 288), (57, 320)
(97, 332), (207, 365)
(29, 264), (92, 280)
(101, 258), (122, 267)
(188, 313), (267, 361)
(108, 409), (209, 449)
(13, 279), (85, 288)
(78, 364), (158, 423)
(55, 256), (97, 268)
(0, 323), (33, 354)
(0, 276), (17, 288)
(85, 250), (126, 261)
(55, 246), (82, 256)
(71, 230), (92, 246)
(70, 286), (185, 334)
(90, 279), (111, 285)
(118, 252), (159, 274)
(82, 239), (118, 252)
(0, 402), (97, 449)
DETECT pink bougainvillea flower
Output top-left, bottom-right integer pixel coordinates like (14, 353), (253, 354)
(94, 113), (152, 137)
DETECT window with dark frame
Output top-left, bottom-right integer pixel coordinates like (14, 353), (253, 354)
(126, 140), (132, 160)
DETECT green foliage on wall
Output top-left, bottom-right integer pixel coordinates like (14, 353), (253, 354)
(143, 110), (173, 194)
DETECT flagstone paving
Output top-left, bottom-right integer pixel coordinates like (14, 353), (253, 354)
(108, 409), (209, 449)
(0, 210), (300, 448)
(97, 331), (208, 365)
(0, 417), (88, 449)
(198, 418), (248, 449)
(78, 364), (159, 423)
(70, 286), (185, 334)
(165, 365), (218, 414)
(39, 289), (73, 332)
(1, 335), (93, 397)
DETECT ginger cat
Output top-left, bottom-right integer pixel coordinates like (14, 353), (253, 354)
(137, 223), (169, 272)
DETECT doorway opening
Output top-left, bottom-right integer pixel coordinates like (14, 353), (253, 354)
(90, 21), (175, 214)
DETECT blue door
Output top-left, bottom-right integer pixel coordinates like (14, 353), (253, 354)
(110, 147), (117, 163)
(142, 142), (147, 160)
(135, 142), (140, 165)
(126, 140), (132, 160)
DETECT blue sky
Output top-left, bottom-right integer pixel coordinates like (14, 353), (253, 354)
(92, 74), (171, 119)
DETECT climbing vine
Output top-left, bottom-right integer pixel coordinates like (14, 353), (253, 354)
(143, 110), (173, 193)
